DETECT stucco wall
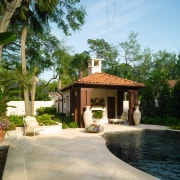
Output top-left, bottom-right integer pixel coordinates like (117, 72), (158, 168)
(62, 90), (70, 115)
(91, 89), (117, 104)
(7, 101), (56, 116)
(90, 88), (117, 114)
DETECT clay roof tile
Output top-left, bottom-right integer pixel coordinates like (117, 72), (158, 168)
(76, 72), (144, 87)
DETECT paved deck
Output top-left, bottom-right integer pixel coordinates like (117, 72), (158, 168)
(2, 124), (168, 180)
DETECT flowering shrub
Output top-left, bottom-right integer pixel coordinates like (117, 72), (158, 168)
(0, 117), (10, 130)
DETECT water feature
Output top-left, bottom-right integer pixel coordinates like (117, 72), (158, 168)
(104, 130), (180, 180)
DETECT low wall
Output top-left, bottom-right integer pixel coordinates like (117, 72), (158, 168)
(6, 101), (57, 116)
(38, 124), (62, 135)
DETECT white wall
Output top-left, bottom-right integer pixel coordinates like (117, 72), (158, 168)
(7, 101), (56, 116)
(62, 90), (70, 115)
(91, 88), (117, 117)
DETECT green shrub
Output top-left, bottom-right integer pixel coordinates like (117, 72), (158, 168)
(170, 125), (180, 130)
(60, 114), (79, 129)
(141, 117), (163, 125)
(172, 81), (180, 119)
(8, 115), (24, 127)
(56, 113), (66, 120)
(62, 121), (78, 129)
(36, 114), (57, 126)
(92, 110), (103, 119)
(66, 121), (78, 128)
(8, 121), (16, 130)
(36, 107), (56, 115)
(140, 85), (156, 118)
(164, 117), (179, 126)
(163, 117), (180, 130)
(62, 115), (74, 124)
(62, 123), (69, 129)
(141, 116), (180, 130)
(53, 117), (62, 123)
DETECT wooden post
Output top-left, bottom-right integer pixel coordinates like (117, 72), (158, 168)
(71, 88), (78, 124)
(79, 88), (92, 128)
(117, 90), (124, 116)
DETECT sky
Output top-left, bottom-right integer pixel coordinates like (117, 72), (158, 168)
(40, 0), (180, 81)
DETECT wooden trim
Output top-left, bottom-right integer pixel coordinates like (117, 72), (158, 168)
(117, 90), (124, 116)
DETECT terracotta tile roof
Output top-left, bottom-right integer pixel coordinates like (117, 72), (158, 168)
(76, 72), (144, 87)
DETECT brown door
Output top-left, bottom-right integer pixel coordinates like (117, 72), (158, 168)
(107, 96), (115, 118)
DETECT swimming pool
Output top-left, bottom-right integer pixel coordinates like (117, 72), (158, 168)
(104, 130), (180, 180)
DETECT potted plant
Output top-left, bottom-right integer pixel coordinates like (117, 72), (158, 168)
(0, 116), (10, 142)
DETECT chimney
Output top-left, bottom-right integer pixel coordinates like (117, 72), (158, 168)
(88, 58), (103, 75)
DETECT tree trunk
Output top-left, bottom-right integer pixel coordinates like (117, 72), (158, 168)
(30, 75), (37, 116)
(58, 74), (61, 90)
(79, 69), (84, 78)
(0, 0), (23, 32)
(0, 0), (23, 61)
(21, 25), (30, 116)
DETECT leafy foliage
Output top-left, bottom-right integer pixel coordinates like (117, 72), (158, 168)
(140, 85), (156, 118)
(62, 121), (78, 129)
(171, 80), (180, 118)
(87, 39), (119, 72)
(140, 80), (180, 130)
(8, 115), (23, 127)
(71, 51), (90, 79)
(0, 32), (17, 45)
(36, 106), (57, 115)
(36, 114), (57, 126)
(119, 31), (142, 64)
(158, 82), (171, 117)
(92, 110), (103, 119)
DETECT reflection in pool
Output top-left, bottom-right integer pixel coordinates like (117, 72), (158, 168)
(104, 130), (180, 180)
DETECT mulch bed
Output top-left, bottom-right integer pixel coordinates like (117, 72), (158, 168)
(0, 146), (9, 180)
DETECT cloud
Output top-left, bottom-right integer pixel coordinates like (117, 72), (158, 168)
(83, 0), (154, 38)
(51, 0), (177, 54)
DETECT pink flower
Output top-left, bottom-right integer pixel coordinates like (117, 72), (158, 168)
(0, 119), (10, 130)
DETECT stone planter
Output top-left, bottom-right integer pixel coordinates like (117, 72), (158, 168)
(38, 124), (62, 135)
(7, 127), (24, 136)
(133, 106), (141, 125)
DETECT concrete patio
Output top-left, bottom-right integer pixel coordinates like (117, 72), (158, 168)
(1, 124), (168, 180)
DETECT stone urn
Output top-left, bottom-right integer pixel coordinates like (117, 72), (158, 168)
(133, 106), (141, 125)
(83, 106), (92, 127)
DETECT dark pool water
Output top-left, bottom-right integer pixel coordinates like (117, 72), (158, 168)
(104, 130), (180, 180)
